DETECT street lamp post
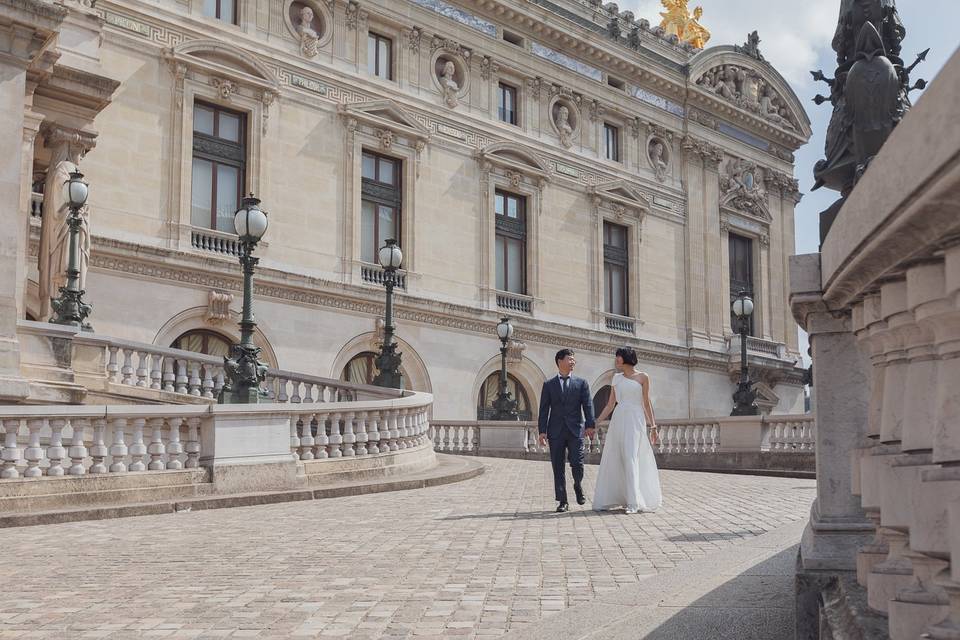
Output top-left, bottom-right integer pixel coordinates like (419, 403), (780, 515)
(50, 170), (93, 330)
(220, 195), (269, 404)
(730, 290), (759, 416)
(372, 238), (403, 389)
(491, 316), (519, 421)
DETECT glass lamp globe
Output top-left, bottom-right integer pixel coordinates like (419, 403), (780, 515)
(378, 239), (403, 270)
(65, 171), (89, 208)
(732, 294), (754, 318)
(496, 317), (513, 342)
(234, 196), (269, 243)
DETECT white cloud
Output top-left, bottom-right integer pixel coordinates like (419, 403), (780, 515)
(619, 0), (839, 85)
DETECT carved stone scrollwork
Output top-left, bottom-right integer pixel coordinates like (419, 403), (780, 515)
(210, 77), (236, 100)
(345, 0), (366, 30)
(406, 27), (422, 53)
(260, 90), (277, 135)
(720, 156), (769, 219)
(376, 128), (394, 150)
(505, 170), (522, 189)
(206, 290), (234, 325)
(526, 77), (542, 102)
(589, 100), (605, 122)
(479, 56), (498, 81)
(682, 137), (723, 168)
(506, 339), (526, 363)
(695, 64), (798, 131)
(630, 117), (642, 139)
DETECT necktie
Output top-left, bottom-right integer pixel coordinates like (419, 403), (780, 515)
(561, 376), (569, 395)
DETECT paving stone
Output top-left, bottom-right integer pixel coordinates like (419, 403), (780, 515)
(0, 458), (813, 639)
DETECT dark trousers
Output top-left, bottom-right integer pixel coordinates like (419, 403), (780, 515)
(548, 430), (585, 503)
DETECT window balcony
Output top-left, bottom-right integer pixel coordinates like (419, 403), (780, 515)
(190, 226), (243, 258)
(603, 313), (635, 334)
(495, 291), (532, 314)
(360, 262), (407, 291)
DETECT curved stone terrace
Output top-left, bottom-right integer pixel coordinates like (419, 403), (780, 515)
(0, 457), (815, 639)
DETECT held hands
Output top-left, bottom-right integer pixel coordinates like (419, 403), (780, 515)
(539, 433), (547, 447)
(585, 427), (596, 440)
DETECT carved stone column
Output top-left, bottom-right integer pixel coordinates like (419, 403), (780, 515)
(790, 253), (874, 639)
(0, 0), (66, 402)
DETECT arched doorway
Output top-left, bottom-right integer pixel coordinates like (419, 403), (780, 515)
(171, 329), (232, 357)
(477, 372), (532, 420)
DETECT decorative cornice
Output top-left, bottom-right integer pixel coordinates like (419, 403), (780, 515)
(682, 136), (723, 168)
(23, 230), (798, 376)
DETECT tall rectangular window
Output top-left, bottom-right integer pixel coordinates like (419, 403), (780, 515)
(729, 233), (755, 336)
(367, 33), (393, 80)
(494, 190), (526, 294)
(191, 102), (245, 232)
(361, 150), (402, 264)
(604, 123), (620, 162)
(202, 0), (236, 24)
(603, 221), (629, 316)
(498, 83), (518, 125)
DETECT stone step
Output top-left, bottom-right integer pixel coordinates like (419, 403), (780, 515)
(302, 442), (438, 486)
(0, 454), (485, 528)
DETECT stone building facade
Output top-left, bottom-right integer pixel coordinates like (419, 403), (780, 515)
(2, 0), (810, 419)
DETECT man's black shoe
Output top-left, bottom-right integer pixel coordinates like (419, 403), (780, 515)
(574, 485), (586, 505)
(556, 502), (569, 513)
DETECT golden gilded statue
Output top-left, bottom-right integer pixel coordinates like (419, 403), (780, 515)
(659, 0), (711, 49)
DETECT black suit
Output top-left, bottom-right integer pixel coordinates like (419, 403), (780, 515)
(538, 375), (596, 504)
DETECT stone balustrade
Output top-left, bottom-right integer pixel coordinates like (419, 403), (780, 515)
(0, 392), (433, 490)
(428, 415), (814, 471)
(790, 51), (960, 640)
(17, 320), (402, 406)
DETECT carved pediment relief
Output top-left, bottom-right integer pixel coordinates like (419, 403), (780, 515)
(590, 179), (650, 215)
(478, 142), (550, 181)
(693, 61), (804, 134)
(163, 39), (279, 95)
(337, 99), (431, 142)
(720, 157), (769, 220)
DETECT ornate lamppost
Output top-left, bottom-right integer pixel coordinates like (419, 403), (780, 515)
(50, 170), (93, 330)
(491, 316), (519, 421)
(731, 290), (759, 416)
(219, 195), (269, 404)
(372, 238), (403, 389)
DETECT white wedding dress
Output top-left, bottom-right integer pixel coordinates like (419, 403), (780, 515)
(592, 373), (663, 512)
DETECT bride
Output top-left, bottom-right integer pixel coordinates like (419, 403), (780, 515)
(592, 347), (663, 514)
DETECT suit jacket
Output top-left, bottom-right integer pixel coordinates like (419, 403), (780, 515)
(538, 375), (596, 440)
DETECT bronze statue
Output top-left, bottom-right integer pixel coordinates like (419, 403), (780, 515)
(810, 0), (926, 243)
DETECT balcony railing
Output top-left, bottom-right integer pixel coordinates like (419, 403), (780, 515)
(30, 192), (43, 218)
(190, 227), (242, 257)
(360, 263), (407, 290)
(604, 313), (635, 334)
(727, 334), (785, 358)
(496, 291), (533, 314)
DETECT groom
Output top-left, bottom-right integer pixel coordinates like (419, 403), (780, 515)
(538, 348), (596, 512)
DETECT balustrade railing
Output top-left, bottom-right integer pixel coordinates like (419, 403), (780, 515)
(765, 416), (816, 451)
(360, 263), (407, 290)
(429, 415), (814, 458)
(0, 393), (433, 480)
(30, 192), (43, 218)
(604, 314), (636, 334)
(0, 406), (207, 479)
(190, 227), (242, 257)
(63, 331), (404, 405)
(496, 291), (533, 314)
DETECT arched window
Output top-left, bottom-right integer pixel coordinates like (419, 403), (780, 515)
(593, 385), (613, 414)
(171, 330), (232, 358)
(477, 372), (532, 420)
(340, 351), (409, 389)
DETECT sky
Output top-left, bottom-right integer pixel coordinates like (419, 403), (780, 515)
(624, 0), (960, 364)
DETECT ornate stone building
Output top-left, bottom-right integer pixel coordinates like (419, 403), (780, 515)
(2, 0), (810, 418)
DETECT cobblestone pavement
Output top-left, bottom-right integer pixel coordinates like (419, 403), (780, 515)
(0, 458), (815, 639)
